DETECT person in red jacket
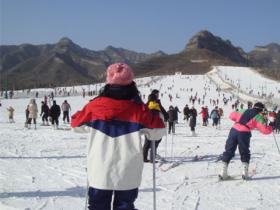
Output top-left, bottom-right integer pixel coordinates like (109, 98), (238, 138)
(71, 63), (165, 210)
(199, 106), (207, 126)
(219, 102), (274, 180)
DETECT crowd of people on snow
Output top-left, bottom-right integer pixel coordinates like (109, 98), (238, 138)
(70, 63), (279, 209)
(2, 98), (72, 130)
(1, 62), (280, 209)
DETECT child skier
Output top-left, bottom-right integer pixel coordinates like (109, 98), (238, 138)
(71, 63), (165, 210)
(7, 106), (15, 123)
(219, 102), (274, 180)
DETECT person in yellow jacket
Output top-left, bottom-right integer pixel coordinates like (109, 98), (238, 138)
(143, 91), (167, 162)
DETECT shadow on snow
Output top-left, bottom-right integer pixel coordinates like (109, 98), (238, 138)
(0, 187), (162, 198)
(0, 155), (86, 160)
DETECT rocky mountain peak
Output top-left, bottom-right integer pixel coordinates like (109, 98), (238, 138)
(184, 30), (247, 64)
(54, 37), (79, 53)
(185, 30), (225, 50)
(57, 37), (74, 45)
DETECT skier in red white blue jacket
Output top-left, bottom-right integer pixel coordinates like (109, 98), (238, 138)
(219, 102), (274, 180)
(71, 63), (165, 210)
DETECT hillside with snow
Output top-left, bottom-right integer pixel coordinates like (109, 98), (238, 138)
(207, 66), (280, 106)
(0, 67), (280, 210)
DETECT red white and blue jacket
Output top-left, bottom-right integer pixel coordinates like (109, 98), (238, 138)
(71, 97), (165, 190)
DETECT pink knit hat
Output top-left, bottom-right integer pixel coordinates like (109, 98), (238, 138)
(106, 63), (134, 85)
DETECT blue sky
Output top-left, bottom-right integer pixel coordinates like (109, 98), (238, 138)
(1, 0), (280, 53)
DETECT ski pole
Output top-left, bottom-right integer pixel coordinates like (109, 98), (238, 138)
(272, 132), (280, 154)
(171, 132), (174, 162)
(164, 128), (168, 159)
(151, 140), (157, 210)
(84, 171), (89, 210)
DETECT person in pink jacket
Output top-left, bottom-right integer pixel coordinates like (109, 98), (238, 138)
(219, 102), (274, 180)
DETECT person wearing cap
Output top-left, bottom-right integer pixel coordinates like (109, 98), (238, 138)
(219, 102), (274, 180)
(71, 63), (165, 210)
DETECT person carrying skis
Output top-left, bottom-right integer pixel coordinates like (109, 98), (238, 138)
(71, 63), (165, 210)
(219, 102), (274, 180)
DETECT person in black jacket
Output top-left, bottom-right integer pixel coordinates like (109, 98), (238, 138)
(275, 110), (280, 134)
(49, 100), (61, 129)
(189, 106), (197, 136)
(167, 106), (176, 134)
(183, 104), (190, 122)
(40, 101), (49, 125)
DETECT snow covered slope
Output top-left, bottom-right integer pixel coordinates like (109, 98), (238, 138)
(208, 66), (280, 106)
(0, 72), (280, 210)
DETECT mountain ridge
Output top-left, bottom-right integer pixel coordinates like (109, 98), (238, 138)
(1, 30), (279, 90)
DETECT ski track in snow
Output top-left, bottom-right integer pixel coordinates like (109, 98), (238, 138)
(1, 70), (280, 210)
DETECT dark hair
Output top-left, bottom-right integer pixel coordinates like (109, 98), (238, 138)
(151, 89), (159, 95)
(253, 102), (265, 113)
(98, 82), (141, 101)
(147, 93), (157, 101)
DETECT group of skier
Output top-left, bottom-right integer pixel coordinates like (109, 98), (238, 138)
(69, 63), (277, 209)
(4, 98), (71, 130)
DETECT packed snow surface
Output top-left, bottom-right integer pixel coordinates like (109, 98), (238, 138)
(1, 69), (280, 210)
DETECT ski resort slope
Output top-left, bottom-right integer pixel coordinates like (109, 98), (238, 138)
(208, 66), (280, 106)
(0, 73), (280, 210)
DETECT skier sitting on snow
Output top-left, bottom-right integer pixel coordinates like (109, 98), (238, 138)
(71, 63), (165, 210)
(219, 102), (274, 180)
